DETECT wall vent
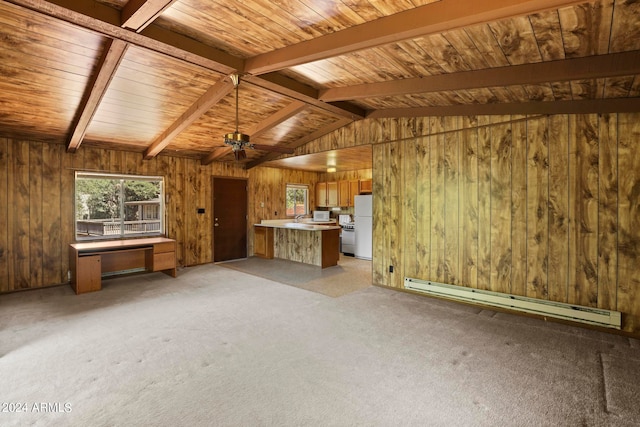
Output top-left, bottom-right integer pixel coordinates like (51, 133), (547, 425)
(404, 277), (622, 330)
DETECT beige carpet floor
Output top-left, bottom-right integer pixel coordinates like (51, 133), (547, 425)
(218, 255), (372, 297)
(1, 263), (639, 426)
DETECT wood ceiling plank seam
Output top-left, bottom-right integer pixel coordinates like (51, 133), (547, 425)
(226, 0), (321, 41)
(441, 27), (493, 71)
(608, 0), (640, 52)
(488, 15), (543, 66)
(318, 50), (640, 101)
(338, 0), (385, 22)
(7, 0), (242, 73)
(143, 77), (234, 159)
(121, 0), (178, 32)
(528, 8), (566, 61)
(550, 81), (574, 101)
(0, 34), (101, 76)
(350, 47), (418, 81)
(166, 0), (296, 54)
(67, 38), (128, 152)
(378, 43), (437, 78)
(414, 32), (473, 73)
(603, 75), (634, 99)
(463, 23), (511, 68)
(246, 101), (308, 138)
(386, 37), (449, 76)
(392, 39), (445, 76)
(0, 65), (89, 95)
(558, 0), (614, 58)
(244, 0), (590, 74)
(522, 83), (556, 102)
(6, 0), (364, 123)
(244, 117), (353, 169)
(367, 97), (640, 119)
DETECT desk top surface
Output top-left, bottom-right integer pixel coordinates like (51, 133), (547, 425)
(70, 237), (175, 251)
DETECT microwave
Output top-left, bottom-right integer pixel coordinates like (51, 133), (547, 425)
(313, 211), (330, 222)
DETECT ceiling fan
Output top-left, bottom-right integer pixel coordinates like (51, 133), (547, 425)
(223, 73), (295, 161)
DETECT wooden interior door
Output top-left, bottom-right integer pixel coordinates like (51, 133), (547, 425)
(212, 177), (248, 262)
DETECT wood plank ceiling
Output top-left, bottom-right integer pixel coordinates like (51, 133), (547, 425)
(0, 0), (639, 168)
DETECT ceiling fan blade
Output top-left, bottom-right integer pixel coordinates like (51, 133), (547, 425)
(251, 144), (294, 154)
(234, 149), (247, 161)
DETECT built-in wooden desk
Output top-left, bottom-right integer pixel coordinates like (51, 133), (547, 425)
(69, 237), (177, 294)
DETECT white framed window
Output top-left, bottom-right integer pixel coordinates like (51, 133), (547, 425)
(75, 172), (165, 240)
(286, 184), (309, 217)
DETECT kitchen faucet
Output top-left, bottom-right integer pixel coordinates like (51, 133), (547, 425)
(294, 214), (306, 222)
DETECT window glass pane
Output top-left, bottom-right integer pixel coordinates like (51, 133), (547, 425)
(75, 172), (164, 240)
(285, 184), (309, 216)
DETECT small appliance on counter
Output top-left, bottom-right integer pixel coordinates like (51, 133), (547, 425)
(338, 214), (352, 225)
(312, 210), (330, 222)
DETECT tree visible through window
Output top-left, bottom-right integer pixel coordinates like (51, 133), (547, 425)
(286, 184), (309, 216)
(75, 172), (164, 239)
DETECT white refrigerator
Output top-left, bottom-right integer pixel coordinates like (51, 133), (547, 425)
(354, 194), (372, 260)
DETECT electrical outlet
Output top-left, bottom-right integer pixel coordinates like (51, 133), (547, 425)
(389, 265), (394, 273)
(260, 202), (264, 208)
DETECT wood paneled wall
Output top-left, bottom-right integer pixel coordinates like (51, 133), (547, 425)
(0, 139), (318, 292)
(370, 113), (640, 335)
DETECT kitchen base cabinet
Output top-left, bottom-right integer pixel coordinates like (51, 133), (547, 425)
(254, 224), (340, 268)
(254, 226), (274, 259)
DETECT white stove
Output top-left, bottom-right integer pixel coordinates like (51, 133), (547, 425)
(341, 222), (355, 255)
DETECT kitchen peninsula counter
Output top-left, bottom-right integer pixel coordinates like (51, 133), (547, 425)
(254, 221), (340, 268)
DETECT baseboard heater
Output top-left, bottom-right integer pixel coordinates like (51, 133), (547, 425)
(404, 277), (622, 330)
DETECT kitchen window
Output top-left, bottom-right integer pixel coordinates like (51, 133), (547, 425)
(75, 172), (165, 240)
(286, 184), (309, 216)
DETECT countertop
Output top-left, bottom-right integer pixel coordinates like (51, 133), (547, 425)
(255, 221), (341, 231)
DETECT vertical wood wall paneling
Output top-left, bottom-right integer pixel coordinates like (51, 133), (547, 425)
(29, 142), (43, 288)
(490, 116), (512, 294)
(402, 118), (418, 281)
(430, 117), (445, 283)
(597, 113), (618, 311)
(568, 114), (599, 307)
(372, 143), (386, 286)
(617, 112), (640, 331)
(415, 133), (431, 281)
(174, 157), (187, 266)
(42, 143), (63, 285)
(12, 140), (31, 290)
(526, 116), (549, 299)
(381, 142), (392, 286)
(477, 116), (492, 290)
(0, 139), (8, 291)
(444, 117), (460, 285)
(389, 140), (403, 288)
(461, 116), (478, 289)
(511, 117), (528, 296)
(185, 157), (197, 265)
(60, 146), (81, 283)
(548, 115), (570, 302)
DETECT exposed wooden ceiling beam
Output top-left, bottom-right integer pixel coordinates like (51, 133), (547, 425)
(121, 0), (178, 32)
(201, 147), (232, 165)
(67, 39), (128, 153)
(245, 118), (353, 169)
(367, 98), (640, 119)
(144, 77), (234, 159)
(320, 51), (640, 101)
(244, 73), (366, 120)
(244, 0), (586, 75)
(7, 0), (242, 74)
(66, 0), (182, 153)
(246, 101), (307, 138)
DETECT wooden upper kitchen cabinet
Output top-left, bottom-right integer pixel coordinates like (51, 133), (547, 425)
(338, 180), (360, 207)
(316, 181), (338, 207)
(359, 179), (372, 194)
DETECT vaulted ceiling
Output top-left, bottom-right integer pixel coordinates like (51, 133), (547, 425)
(1, 0), (639, 168)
